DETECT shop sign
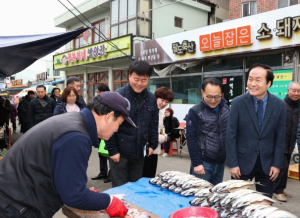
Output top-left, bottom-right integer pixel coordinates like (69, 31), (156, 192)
(36, 72), (47, 82)
(200, 26), (252, 52)
(54, 35), (132, 70)
(268, 69), (292, 99)
(172, 40), (196, 55)
(11, 79), (23, 86)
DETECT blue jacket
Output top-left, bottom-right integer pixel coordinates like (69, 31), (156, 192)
(226, 92), (286, 175)
(53, 101), (85, 116)
(186, 98), (229, 167)
(105, 84), (159, 159)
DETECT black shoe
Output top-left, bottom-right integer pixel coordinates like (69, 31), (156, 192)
(104, 177), (111, 183)
(91, 174), (107, 180)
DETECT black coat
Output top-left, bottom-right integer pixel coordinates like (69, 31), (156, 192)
(53, 101), (85, 115)
(0, 102), (11, 126)
(18, 95), (32, 123)
(28, 95), (56, 127)
(284, 94), (300, 154)
(50, 94), (61, 106)
(163, 116), (180, 140)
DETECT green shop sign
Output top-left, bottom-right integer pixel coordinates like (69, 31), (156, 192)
(268, 69), (293, 99)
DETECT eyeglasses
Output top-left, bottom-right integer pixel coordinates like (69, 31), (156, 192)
(205, 95), (222, 100)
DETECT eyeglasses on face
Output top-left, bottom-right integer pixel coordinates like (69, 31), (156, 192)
(205, 95), (222, 100)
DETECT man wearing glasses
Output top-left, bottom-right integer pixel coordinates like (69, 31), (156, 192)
(186, 78), (230, 185)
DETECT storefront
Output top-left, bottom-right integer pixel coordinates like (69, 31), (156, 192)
(135, 5), (300, 121)
(53, 34), (133, 103)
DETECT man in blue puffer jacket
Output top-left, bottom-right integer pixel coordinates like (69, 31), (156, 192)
(105, 61), (158, 187)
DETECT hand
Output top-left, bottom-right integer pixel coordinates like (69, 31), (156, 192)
(164, 135), (168, 142)
(105, 196), (128, 217)
(269, 166), (280, 181)
(229, 166), (241, 179)
(110, 153), (120, 163)
(89, 187), (99, 193)
(148, 147), (153, 157)
(194, 165), (205, 175)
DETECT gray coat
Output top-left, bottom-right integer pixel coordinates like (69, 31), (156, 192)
(226, 92), (286, 175)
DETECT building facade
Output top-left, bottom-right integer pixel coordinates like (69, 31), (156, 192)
(53, 0), (227, 103)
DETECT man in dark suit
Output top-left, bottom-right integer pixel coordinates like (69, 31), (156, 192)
(226, 63), (286, 198)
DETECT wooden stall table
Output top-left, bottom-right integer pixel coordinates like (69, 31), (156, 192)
(62, 203), (159, 218)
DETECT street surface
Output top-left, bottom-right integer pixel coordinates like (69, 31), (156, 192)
(9, 125), (300, 217)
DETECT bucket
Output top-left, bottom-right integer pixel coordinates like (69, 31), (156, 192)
(169, 207), (218, 218)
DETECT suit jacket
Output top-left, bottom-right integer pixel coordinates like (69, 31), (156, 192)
(226, 92), (286, 175)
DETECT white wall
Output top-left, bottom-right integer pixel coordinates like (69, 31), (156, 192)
(170, 103), (194, 122)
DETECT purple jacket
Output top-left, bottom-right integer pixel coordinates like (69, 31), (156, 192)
(11, 105), (18, 122)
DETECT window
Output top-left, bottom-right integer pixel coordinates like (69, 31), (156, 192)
(113, 70), (129, 91)
(73, 27), (84, 49)
(46, 68), (50, 77)
(175, 17), (183, 28)
(87, 72), (109, 101)
(53, 70), (60, 76)
(278, 0), (298, 8)
(92, 19), (106, 43)
(242, 2), (256, 17)
(110, 0), (151, 39)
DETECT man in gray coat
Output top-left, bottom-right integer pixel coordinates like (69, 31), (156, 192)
(226, 63), (286, 198)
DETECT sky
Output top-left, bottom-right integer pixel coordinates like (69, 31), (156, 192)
(0, 0), (84, 73)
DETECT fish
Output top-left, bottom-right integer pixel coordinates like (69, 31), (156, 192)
(189, 197), (207, 206)
(265, 210), (298, 218)
(176, 176), (198, 186)
(156, 178), (163, 187)
(181, 188), (202, 197)
(220, 180), (256, 193)
(200, 198), (213, 207)
(149, 176), (160, 185)
(252, 206), (278, 218)
(210, 203), (223, 213)
(173, 187), (182, 194)
(167, 174), (192, 184)
(242, 204), (271, 217)
(232, 193), (275, 209)
(182, 179), (213, 190)
(208, 193), (228, 203)
(194, 188), (212, 198)
(212, 180), (245, 192)
(162, 171), (182, 181)
(158, 171), (172, 178)
(221, 189), (258, 206)
(168, 184), (177, 191)
(161, 182), (170, 189)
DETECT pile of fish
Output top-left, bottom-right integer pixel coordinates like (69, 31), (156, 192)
(149, 171), (298, 218)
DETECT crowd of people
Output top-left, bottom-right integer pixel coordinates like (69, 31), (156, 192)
(0, 60), (299, 217)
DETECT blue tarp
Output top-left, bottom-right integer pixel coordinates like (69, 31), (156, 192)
(0, 28), (89, 76)
(104, 178), (194, 217)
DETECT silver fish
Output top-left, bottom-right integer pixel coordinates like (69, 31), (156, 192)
(149, 176), (160, 185)
(161, 182), (170, 189)
(200, 198), (213, 207)
(252, 206), (278, 218)
(168, 184), (177, 191)
(232, 193), (271, 209)
(242, 204), (271, 217)
(221, 189), (258, 206)
(265, 210), (298, 218)
(173, 187), (182, 194)
(176, 176), (198, 186)
(168, 174), (191, 184)
(208, 193), (228, 203)
(189, 197), (207, 206)
(162, 171), (182, 181)
(182, 179), (212, 190)
(181, 188), (201, 197)
(156, 178), (163, 187)
(194, 188), (212, 198)
(158, 171), (173, 178)
(212, 180), (245, 192)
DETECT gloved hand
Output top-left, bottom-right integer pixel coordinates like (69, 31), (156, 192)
(105, 196), (128, 217)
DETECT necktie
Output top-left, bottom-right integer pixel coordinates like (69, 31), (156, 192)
(257, 100), (263, 132)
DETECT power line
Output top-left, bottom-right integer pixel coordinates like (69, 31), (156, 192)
(58, 0), (133, 61)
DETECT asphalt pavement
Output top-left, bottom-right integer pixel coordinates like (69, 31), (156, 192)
(9, 124), (300, 217)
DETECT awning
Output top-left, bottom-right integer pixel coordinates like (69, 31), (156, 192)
(0, 28), (89, 76)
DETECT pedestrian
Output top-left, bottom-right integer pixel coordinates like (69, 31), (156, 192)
(274, 81), (300, 202)
(105, 60), (159, 188)
(143, 87), (174, 178)
(53, 87), (85, 115)
(162, 108), (180, 158)
(11, 104), (18, 133)
(186, 78), (230, 185)
(0, 97), (11, 134)
(59, 77), (86, 106)
(226, 63), (286, 198)
(50, 87), (61, 105)
(91, 84), (112, 183)
(18, 91), (35, 133)
(28, 85), (56, 128)
(0, 92), (133, 217)
(297, 116), (300, 182)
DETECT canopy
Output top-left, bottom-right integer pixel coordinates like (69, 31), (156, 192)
(0, 28), (89, 76)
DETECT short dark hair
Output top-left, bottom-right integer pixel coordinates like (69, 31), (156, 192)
(202, 78), (223, 93)
(129, 61), (153, 77)
(247, 63), (274, 87)
(67, 76), (80, 86)
(61, 87), (79, 102)
(97, 84), (110, 92)
(51, 87), (61, 95)
(28, 91), (34, 95)
(165, 108), (174, 116)
(36, 85), (46, 91)
(155, 87), (174, 102)
(86, 96), (122, 120)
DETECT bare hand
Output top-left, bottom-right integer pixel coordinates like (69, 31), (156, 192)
(269, 166), (280, 181)
(229, 166), (241, 179)
(194, 165), (205, 175)
(110, 153), (120, 163)
(148, 148), (153, 157)
(164, 135), (168, 142)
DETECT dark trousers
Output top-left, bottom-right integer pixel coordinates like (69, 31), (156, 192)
(11, 121), (16, 131)
(164, 136), (173, 153)
(109, 156), (144, 187)
(142, 154), (158, 178)
(233, 156), (274, 198)
(274, 153), (291, 194)
(21, 122), (30, 133)
(99, 153), (108, 176)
